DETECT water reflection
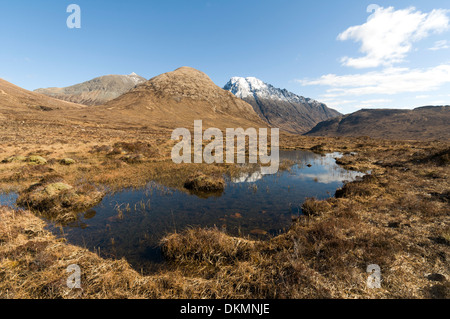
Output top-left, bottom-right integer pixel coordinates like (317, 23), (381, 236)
(232, 171), (263, 183)
(43, 151), (365, 273)
(0, 192), (18, 208)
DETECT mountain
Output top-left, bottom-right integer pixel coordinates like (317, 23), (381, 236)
(34, 73), (147, 106)
(0, 78), (83, 120)
(224, 77), (341, 134)
(305, 106), (450, 141)
(94, 67), (265, 130)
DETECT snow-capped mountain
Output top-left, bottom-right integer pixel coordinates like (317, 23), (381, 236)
(224, 77), (341, 134)
(35, 73), (147, 106)
(127, 72), (145, 85)
(225, 77), (318, 104)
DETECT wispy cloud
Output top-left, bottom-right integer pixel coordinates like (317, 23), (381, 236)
(299, 64), (450, 97)
(360, 99), (393, 104)
(297, 5), (450, 113)
(338, 7), (450, 68)
(429, 40), (450, 51)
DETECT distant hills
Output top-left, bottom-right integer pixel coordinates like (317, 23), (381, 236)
(0, 69), (265, 132)
(35, 73), (147, 106)
(31, 71), (341, 133)
(94, 67), (265, 130)
(305, 106), (450, 140)
(2, 69), (449, 141)
(0, 78), (83, 120)
(224, 77), (341, 134)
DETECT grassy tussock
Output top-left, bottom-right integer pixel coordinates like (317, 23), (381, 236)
(183, 172), (226, 193)
(161, 227), (255, 266)
(16, 175), (104, 224)
(301, 198), (333, 216)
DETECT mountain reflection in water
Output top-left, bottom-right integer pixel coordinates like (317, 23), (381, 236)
(40, 150), (364, 272)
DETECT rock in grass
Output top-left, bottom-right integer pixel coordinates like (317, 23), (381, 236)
(43, 182), (73, 196)
(59, 158), (76, 165)
(1, 155), (27, 163)
(27, 155), (47, 165)
(17, 177), (104, 225)
(184, 172), (225, 193)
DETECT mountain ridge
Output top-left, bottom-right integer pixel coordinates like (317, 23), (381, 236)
(305, 106), (450, 140)
(34, 73), (147, 106)
(224, 77), (341, 134)
(92, 67), (266, 130)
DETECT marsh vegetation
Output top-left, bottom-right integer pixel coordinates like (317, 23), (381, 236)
(0, 123), (448, 298)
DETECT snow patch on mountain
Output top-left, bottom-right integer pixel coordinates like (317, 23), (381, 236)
(224, 77), (322, 106)
(127, 73), (146, 85)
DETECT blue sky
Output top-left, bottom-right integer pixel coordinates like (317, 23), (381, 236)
(1, 0), (449, 114)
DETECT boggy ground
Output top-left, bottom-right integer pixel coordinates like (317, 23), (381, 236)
(0, 117), (449, 298)
(0, 117), (261, 223)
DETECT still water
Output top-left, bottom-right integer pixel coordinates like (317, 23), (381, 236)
(1, 150), (365, 273)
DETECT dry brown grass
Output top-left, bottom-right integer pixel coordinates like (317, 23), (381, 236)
(156, 139), (450, 298)
(0, 115), (449, 299)
(0, 207), (224, 299)
(183, 172), (226, 193)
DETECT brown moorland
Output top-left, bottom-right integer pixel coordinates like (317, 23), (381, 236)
(0, 138), (448, 299)
(0, 70), (449, 299)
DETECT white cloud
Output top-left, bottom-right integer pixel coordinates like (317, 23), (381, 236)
(360, 99), (392, 104)
(321, 98), (357, 105)
(319, 99), (358, 112)
(429, 40), (450, 51)
(430, 100), (447, 105)
(299, 64), (450, 96)
(338, 7), (450, 68)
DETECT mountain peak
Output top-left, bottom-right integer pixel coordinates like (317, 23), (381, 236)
(225, 77), (269, 99)
(170, 67), (213, 81)
(143, 67), (219, 97)
(125, 73), (146, 85)
(35, 74), (147, 106)
(224, 76), (341, 134)
(102, 67), (264, 129)
(224, 76), (314, 104)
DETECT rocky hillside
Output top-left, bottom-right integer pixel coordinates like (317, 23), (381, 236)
(224, 77), (340, 134)
(97, 67), (266, 130)
(305, 106), (450, 141)
(34, 73), (147, 106)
